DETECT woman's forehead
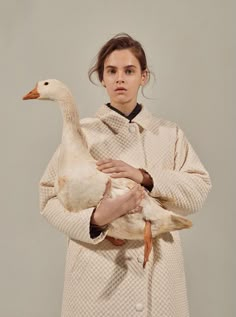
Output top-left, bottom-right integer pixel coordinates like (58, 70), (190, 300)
(104, 49), (140, 68)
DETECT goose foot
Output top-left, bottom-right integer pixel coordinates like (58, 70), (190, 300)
(106, 236), (126, 246)
(143, 220), (153, 268)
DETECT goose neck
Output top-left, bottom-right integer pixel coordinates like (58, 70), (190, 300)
(58, 98), (85, 146)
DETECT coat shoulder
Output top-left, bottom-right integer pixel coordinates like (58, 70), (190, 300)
(80, 117), (105, 134)
(146, 112), (179, 135)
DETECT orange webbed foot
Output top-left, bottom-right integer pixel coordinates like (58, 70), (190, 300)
(106, 236), (126, 246)
(143, 220), (153, 268)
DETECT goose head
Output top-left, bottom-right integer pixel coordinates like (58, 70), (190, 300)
(23, 79), (72, 102)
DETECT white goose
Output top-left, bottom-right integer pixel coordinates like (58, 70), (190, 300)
(23, 79), (192, 267)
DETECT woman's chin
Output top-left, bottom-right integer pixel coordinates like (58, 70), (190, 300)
(111, 96), (131, 104)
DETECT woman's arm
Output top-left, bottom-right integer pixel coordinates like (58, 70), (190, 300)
(146, 127), (212, 216)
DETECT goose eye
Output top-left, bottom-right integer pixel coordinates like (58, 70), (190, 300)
(44, 82), (49, 85)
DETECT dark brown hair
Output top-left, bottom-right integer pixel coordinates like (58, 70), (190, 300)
(88, 33), (152, 95)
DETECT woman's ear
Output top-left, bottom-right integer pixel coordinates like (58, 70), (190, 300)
(140, 69), (148, 86)
(102, 80), (106, 88)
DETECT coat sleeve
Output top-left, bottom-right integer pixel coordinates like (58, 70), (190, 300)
(146, 126), (212, 216)
(39, 146), (109, 244)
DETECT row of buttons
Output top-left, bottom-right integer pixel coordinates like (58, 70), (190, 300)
(128, 125), (137, 133)
(137, 255), (143, 263)
(135, 303), (144, 312)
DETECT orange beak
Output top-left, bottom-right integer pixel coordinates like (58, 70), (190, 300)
(22, 85), (40, 100)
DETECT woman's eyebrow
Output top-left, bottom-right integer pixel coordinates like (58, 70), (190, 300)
(105, 65), (116, 69)
(124, 65), (136, 69)
(105, 65), (137, 69)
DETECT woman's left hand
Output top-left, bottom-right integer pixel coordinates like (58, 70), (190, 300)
(96, 159), (143, 184)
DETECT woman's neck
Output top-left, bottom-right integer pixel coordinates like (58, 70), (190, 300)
(109, 100), (137, 116)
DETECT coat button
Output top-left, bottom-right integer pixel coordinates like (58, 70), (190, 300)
(135, 303), (144, 312)
(129, 125), (136, 133)
(137, 255), (143, 263)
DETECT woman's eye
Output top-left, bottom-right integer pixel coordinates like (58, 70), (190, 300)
(108, 69), (116, 74)
(126, 69), (134, 74)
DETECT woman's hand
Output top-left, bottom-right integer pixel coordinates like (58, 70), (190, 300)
(96, 159), (143, 184)
(91, 180), (145, 227)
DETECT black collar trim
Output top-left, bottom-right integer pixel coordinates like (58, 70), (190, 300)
(106, 103), (142, 122)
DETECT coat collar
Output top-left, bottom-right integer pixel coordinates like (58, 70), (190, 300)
(95, 104), (153, 133)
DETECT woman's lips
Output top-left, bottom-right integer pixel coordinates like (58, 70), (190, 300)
(115, 88), (127, 92)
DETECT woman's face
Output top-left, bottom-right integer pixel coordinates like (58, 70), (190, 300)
(102, 49), (147, 114)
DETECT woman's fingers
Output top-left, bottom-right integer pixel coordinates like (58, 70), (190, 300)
(96, 158), (113, 165)
(128, 205), (143, 214)
(94, 182), (145, 225)
(97, 159), (142, 183)
(97, 161), (130, 177)
(99, 167), (124, 174)
(124, 184), (145, 211)
(97, 162), (113, 170)
(96, 159), (117, 168)
(97, 159), (127, 170)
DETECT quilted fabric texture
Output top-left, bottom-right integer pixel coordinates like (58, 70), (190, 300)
(39, 104), (211, 317)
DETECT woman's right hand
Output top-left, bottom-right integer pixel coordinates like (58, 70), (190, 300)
(90, 179), (145, 227)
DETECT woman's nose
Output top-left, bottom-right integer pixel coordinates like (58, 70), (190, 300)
(116, 78), (125, 84)
(116, 79), (125, 83)
(116, 72), (125, 83)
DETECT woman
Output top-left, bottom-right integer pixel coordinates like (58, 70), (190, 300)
(39, 33), (212, 317)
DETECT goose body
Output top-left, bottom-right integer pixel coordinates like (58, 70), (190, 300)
(23, 79), (192, 265)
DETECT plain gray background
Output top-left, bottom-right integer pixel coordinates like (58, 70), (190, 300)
(1, 0), (234, 316)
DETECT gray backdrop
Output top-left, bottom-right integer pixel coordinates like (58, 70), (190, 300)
(1, 0), (234, 316)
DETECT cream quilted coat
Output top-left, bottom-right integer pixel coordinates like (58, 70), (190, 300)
(39, 104), (211, 317)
